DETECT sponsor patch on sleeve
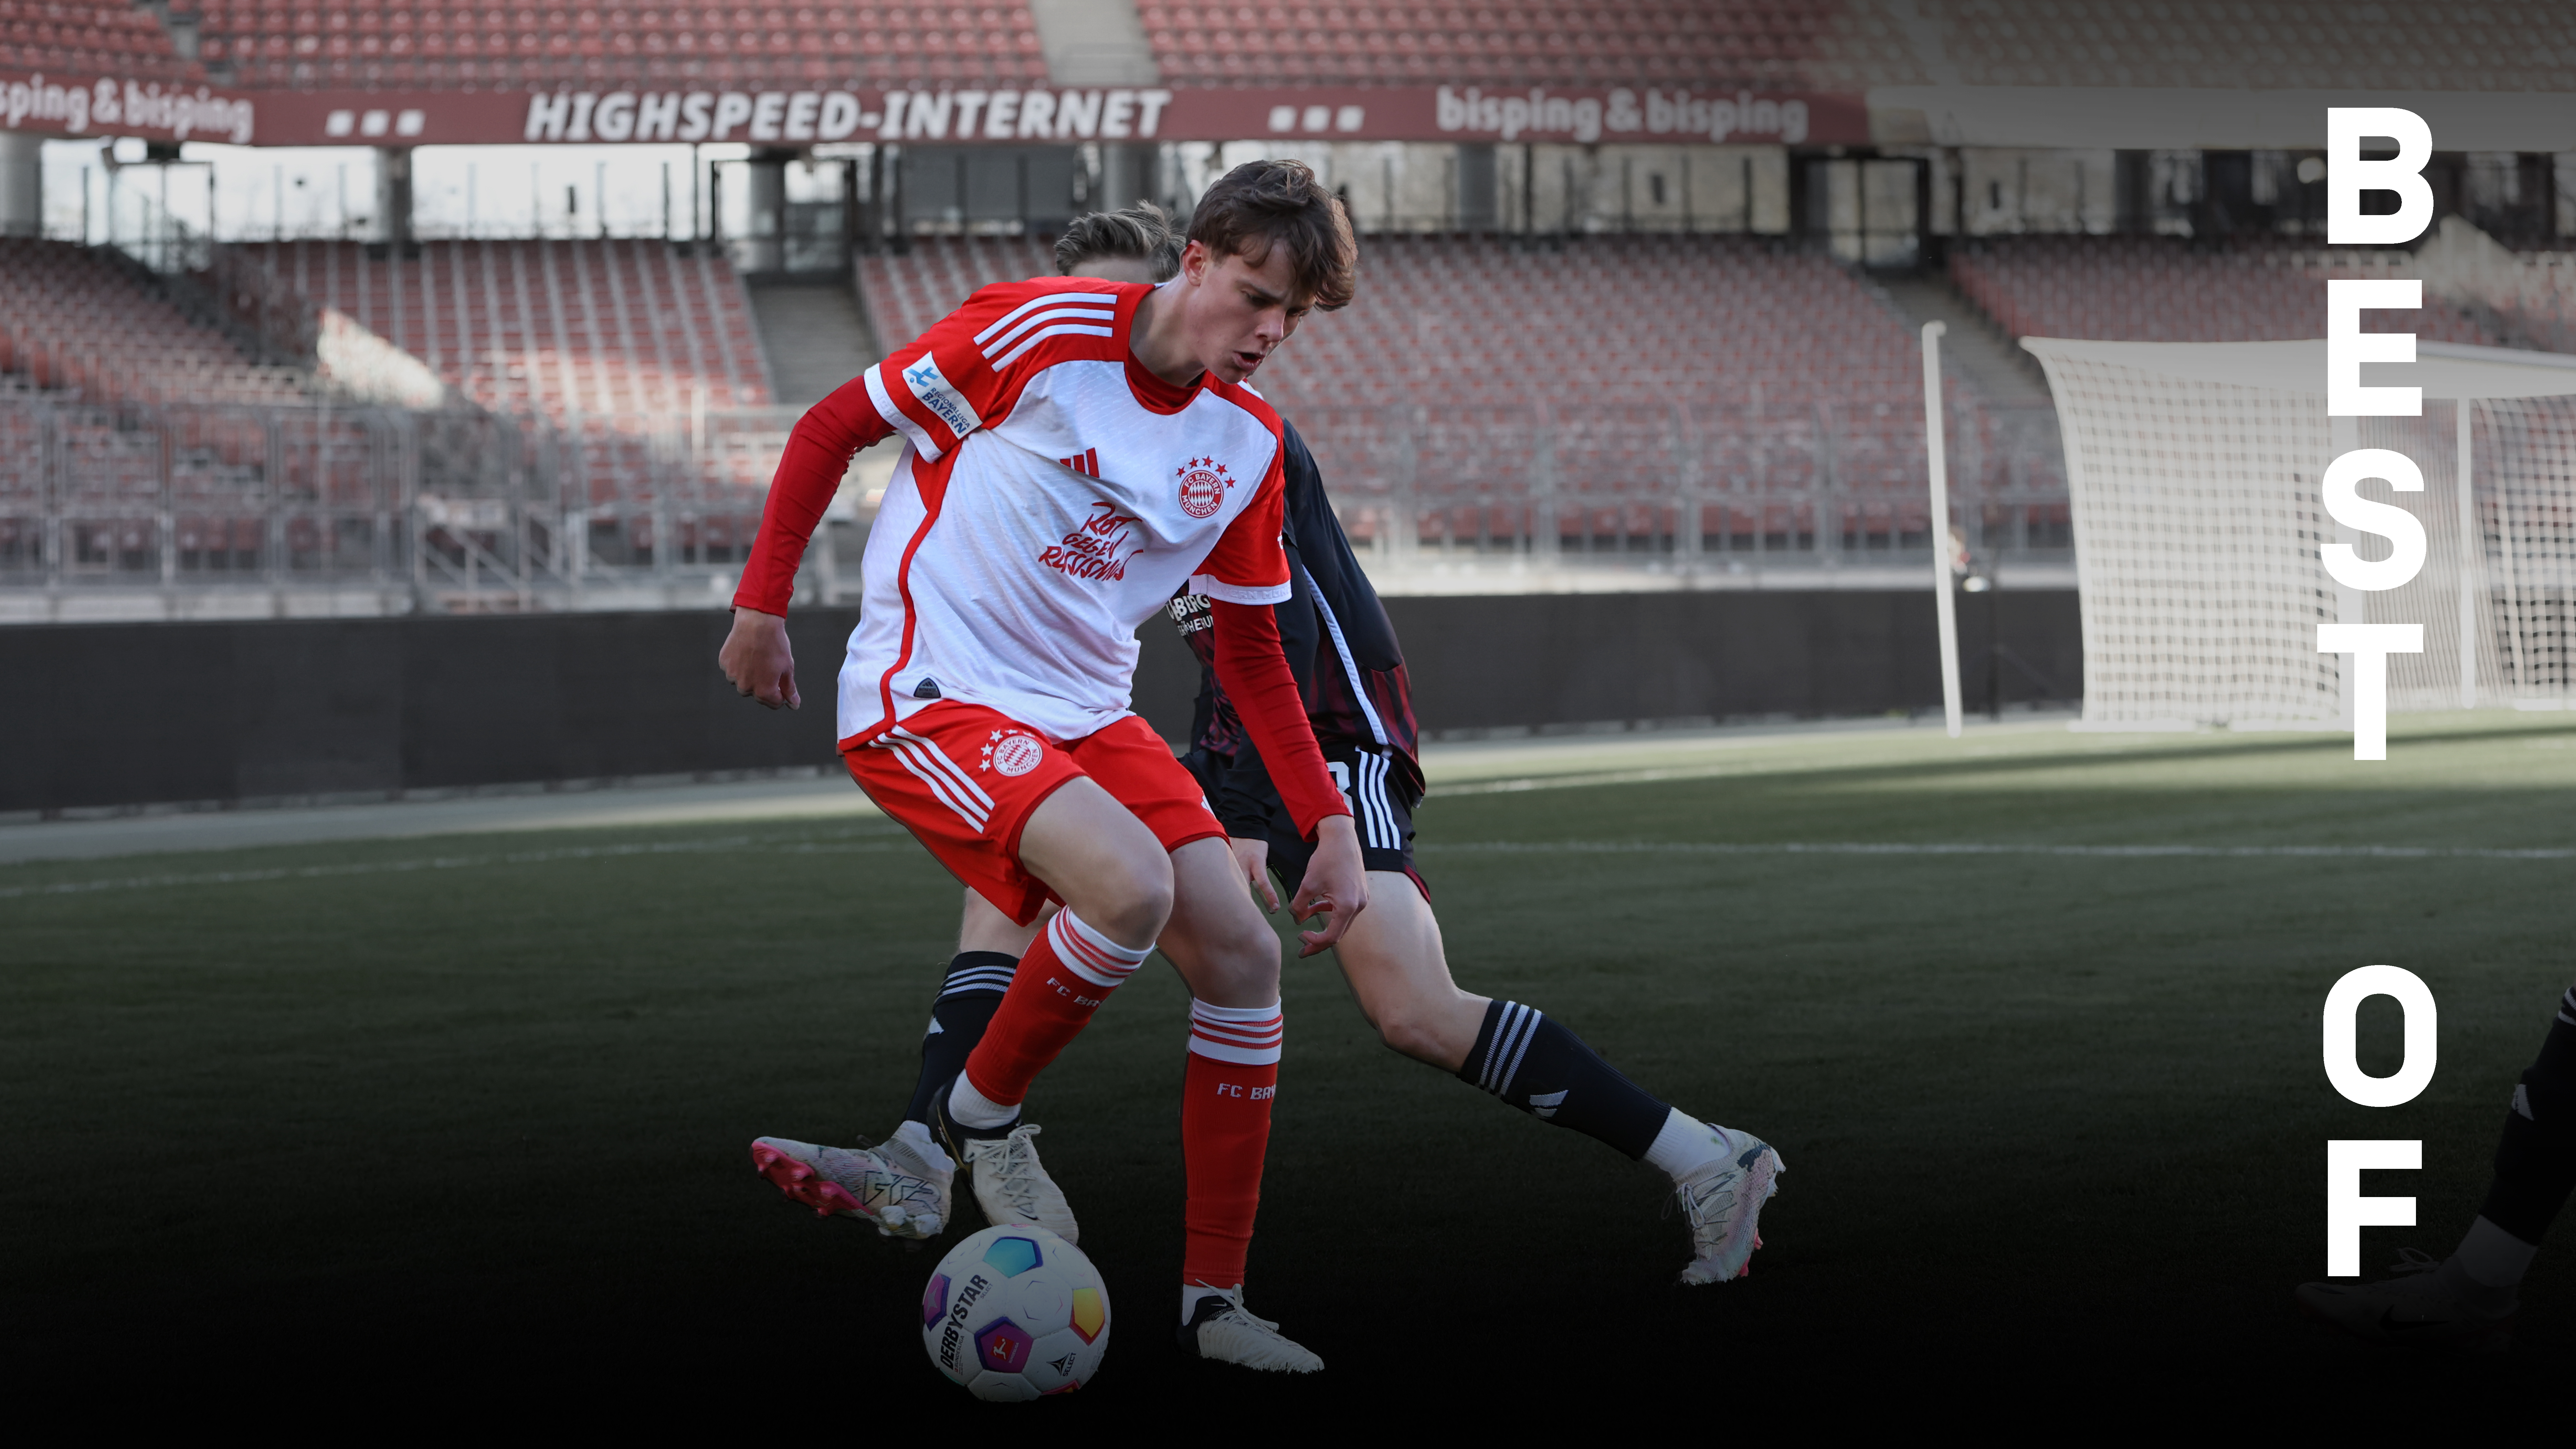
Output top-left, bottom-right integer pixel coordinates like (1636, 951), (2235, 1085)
(899, 353), (983, 442)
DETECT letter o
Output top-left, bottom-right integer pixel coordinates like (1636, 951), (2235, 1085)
(2323, 964), (2437, 1107)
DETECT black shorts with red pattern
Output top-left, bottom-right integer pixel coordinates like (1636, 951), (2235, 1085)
(1184, 742), (1427, 903)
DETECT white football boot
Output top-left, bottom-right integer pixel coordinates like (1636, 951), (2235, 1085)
(2295, 1249), (2517, 1352)
(1675, 1123), (1783, 1285)
(1177, 1287), (1325, 1373)
(872, 1121), (957, 1237)
(749, 1135), (945, 1241)
(961, 1123), (1080, 1245)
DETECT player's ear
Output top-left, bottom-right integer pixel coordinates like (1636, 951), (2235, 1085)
(1180, 239), (1212, 283)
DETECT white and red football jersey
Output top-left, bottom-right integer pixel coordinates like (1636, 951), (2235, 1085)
(738, 276), (1295, 747)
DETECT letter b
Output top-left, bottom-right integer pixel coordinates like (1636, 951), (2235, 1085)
(2327, 108), (2433, 245)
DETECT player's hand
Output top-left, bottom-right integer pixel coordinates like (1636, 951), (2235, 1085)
(1286, 814), (1368, 957)
(719, 606), (800, 709)
(1229, 835), (1278, 913)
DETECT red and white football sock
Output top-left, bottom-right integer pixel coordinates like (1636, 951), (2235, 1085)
(952, 908), (1149, 1126)
(1180, 998), (1284, 1315)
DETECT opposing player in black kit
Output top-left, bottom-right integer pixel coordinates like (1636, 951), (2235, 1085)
(1157, 424), (1781, 1287)
(763, 203), (1783, 1299)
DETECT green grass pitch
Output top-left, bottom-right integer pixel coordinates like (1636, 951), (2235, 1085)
(8, 713), (2575, 1412)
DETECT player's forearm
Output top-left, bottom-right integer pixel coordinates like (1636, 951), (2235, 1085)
(731, 374), (894, 615)
(1210, 598), (1347, 839)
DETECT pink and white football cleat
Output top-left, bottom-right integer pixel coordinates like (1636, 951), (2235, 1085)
(751, 1135), (947, 1240)
(1675, 1124), (1782, 1286)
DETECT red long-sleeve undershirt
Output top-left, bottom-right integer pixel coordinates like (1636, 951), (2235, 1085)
(733, 373), (887, 617)
(1210, 596), (1348, 842)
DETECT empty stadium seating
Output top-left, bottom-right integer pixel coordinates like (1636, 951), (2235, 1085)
(854, 233), (1052, 353)
(237, 238), (774, 417)
(187, 1), (1048, 89)
(155, 0), (2576, 95)
(1138, 2), (1908, 88)
(1950, 236), (2501, 345)
(0, 1), (201, 82)
(0, 237), (306, 407)
(223, 239), (776, 554)
(857, 233), (2001, 552)
(1930, 0), (2576, 93)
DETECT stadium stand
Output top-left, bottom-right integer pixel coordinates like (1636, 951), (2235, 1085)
(233, 239), (775, 416)
(0, 0), (202, 82)
(854, 233), (1052, 356)
(0, 237), (306, 406)
(160, 0), (2576, 94)
(223, 239), (779, 565)
(2475, 258), (2576, 356)
(1138, 1), (1930, 88)
(1134, 0), (2576, 93)
(857, 233), (2011, 552)
(858, 234), (1937, 416)
(1949, 236), (2501, 346)
(186, 1), (1049, 88)
(1927, 0), (2576, 92)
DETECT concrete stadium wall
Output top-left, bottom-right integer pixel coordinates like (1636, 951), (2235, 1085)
(0, 590), (2079, 815)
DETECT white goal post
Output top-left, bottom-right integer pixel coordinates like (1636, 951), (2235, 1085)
(2021, 337), (2576, 730)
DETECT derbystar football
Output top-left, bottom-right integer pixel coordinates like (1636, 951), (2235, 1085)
(920, 1225), (1111, 1399)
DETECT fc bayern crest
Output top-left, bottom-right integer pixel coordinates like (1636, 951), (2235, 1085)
(1175, 457), (1234, 519)
(983, 729), (1045, 778)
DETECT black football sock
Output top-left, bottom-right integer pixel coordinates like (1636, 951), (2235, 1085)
(2476, 986), (2576, 1249)
(1454, 999), (1671, 1160)
(901, 951), (1017, 1128)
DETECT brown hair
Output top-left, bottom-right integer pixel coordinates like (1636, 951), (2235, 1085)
(1054, 201), (1183, 280)
(1185, 159), (1358, 311)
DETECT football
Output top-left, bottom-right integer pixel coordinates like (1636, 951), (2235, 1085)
(920, 1225), (1111, 1399)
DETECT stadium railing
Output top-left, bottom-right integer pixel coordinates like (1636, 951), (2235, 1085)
(1288, 396), (2067, 583)
(0, 387), (2072, 618)
(0, 394), (816, 618)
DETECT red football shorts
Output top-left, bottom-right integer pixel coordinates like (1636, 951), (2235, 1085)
(844, 702), (1225, 926)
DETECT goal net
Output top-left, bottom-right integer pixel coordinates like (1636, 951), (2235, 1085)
(2022, 337), (2576, 729)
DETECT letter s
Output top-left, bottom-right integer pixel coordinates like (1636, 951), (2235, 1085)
(2320, 449), (2427, 592)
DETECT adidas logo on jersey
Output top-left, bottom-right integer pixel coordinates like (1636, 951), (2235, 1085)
(1059, 448), (1101, 477)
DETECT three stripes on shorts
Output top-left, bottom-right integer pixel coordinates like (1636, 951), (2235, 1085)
(872, 726), (997, 833)
(1341, 748), (1404, 852)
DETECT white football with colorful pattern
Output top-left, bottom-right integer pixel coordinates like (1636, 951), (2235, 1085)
(920, 1224), (1110, 1400)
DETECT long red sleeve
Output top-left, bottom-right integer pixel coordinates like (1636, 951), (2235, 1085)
(1210, 596), (1349, 840)
(731, 374), (895, 615)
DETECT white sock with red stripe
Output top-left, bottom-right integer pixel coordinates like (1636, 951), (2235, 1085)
(955, 908), (1150, 1123)
(1181, 998), (1284, 1315)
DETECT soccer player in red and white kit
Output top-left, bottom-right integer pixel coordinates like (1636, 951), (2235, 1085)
(717, 163), (1365, 1373)
(862, 204), (1783, 1291)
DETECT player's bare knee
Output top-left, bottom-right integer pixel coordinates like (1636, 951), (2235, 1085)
(1198, 926), (1281, 1004)
(1089, 858), (1174, 948)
